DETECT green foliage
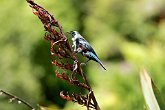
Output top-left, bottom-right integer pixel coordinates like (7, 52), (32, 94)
(152, 80), (165, 110)
(0, 0), (165, 110)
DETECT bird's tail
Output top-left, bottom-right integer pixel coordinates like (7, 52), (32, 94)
(95, 57), (106, 70)
(98, 61), (106, 70)
(89, 52), (107, 70)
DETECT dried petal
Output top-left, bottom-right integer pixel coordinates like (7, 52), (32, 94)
(61, 73), (70, 81)
(73, 60), (78, 72)
(60, 91), (72, 100)
(56, 70), (64, 80)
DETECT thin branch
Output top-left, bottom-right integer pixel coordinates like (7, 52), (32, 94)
(0, 89), (35, 110)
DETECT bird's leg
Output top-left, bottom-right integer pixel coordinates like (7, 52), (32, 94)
(80, 59), (90, 66)
(72, 45), (77, 52)
(73, 47), (78, 53)
(71, 44), (76, 52)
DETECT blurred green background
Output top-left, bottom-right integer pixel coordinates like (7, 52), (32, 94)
(0, 0), (165, 110)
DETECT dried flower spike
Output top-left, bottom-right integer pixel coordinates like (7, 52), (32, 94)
(26, 0), (101, 109)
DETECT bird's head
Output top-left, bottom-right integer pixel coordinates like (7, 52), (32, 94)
(67, 31), (79, 37)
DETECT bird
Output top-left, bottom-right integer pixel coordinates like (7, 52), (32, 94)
(67, 31), (106, 70)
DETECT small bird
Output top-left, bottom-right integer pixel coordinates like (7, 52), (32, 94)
(67, 31), (106, 70)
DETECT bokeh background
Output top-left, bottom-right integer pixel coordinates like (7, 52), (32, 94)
(0, 0), (165, 110)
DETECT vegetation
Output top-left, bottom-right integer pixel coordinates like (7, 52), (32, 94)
(0, 0), (165, 110)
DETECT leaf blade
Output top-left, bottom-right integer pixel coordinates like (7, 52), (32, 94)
(140, 69), (160, 110)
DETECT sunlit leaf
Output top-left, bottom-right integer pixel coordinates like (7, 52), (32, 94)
(140, 69), (160, 110)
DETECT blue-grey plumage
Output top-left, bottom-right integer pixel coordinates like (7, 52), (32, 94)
(67, 31), (106, 70)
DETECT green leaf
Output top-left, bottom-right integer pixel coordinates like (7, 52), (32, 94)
(140, 69), (160, 110)
(151, 80), (165, 110)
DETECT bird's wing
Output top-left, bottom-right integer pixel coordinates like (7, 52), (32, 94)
(78, 38), (97, 56)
